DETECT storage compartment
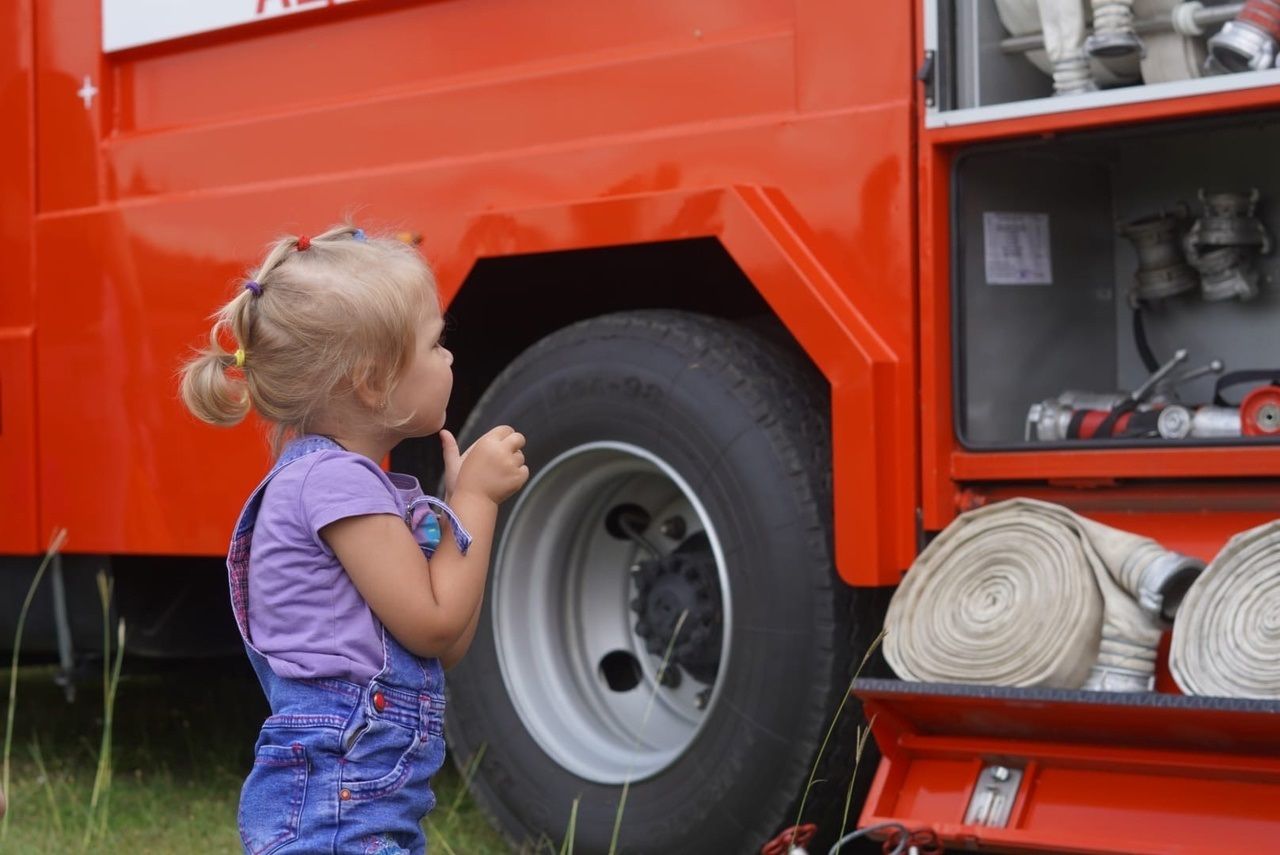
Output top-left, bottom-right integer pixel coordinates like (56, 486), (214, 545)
(928, 1), (1280, 123)
(954, 110), (1280, 446)
(855, 678), (1280, 855)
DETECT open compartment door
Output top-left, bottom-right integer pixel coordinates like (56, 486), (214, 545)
(854, 678), (1280, 854)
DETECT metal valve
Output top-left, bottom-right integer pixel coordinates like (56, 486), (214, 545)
(1128, 348), (1189, 405)
(1026, 351), (1234, 441)
(1152, 358), (1225, 401)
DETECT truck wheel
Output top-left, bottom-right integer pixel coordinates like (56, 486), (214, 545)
(445, 310), (879, 852)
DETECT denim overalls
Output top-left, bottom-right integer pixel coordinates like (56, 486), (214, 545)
(228, 436), (466, 855)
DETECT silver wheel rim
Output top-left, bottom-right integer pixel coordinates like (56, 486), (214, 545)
(492, 441), (731, 784)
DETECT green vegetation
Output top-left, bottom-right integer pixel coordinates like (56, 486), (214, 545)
(0, 662), (512, 854)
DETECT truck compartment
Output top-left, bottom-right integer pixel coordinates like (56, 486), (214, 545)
(930, 1), (1280, 122)
(855, 677), (1280, 853)
(954, 109), (1280, 447)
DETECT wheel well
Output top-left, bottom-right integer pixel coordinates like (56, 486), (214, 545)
(392, 237), (822, 482)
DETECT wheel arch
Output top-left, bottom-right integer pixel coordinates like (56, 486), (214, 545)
(407, 186), (909, 586)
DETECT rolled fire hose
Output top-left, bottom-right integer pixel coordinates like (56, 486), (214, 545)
(997, 0), (1141, 91)
(885, 498), (1204, 691)
(1171, 520), (1280, 698)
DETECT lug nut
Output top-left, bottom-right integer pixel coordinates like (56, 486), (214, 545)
(659, 516), (687, 540)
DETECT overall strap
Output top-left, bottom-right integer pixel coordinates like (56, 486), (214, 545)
(228, 435), (345, 646)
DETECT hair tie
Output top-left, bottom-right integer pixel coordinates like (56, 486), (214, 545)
(244, 280), (262, 297)
(352, 229), (366, 241)
(233, 348), (246, 368)
(296, 235), (311, 251)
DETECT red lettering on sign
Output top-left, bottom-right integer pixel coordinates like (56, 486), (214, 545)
(256, 0), (350, 17)
(257, 0), (344, 14)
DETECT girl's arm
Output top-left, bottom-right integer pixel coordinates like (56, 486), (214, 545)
(322, 426), (526, 659)
(440, 598), (483, 670)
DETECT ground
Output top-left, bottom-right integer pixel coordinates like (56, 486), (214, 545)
(0, 660), (520, 854)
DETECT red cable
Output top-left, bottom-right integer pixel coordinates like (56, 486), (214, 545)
(761, 823), (817, 855)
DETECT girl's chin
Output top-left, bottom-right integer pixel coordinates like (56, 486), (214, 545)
(419, 413), (447, 436)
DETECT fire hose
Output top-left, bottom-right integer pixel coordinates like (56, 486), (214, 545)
(1171, 520), (1280, 698)
(1209, 0), (1280, 71)
(885, 499), (1203, 691)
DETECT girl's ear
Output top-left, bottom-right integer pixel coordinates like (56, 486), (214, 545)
(350, 364), (388, 412)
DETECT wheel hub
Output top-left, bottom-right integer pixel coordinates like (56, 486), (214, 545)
(630, 540), (722, 684)
(491, 442), (732, 783)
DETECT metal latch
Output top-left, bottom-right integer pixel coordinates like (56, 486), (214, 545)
(964, 764), (1022, 828)
(916, 50), (936, 108)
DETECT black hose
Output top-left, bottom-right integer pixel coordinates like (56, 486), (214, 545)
(1132, 306), (1160, 374)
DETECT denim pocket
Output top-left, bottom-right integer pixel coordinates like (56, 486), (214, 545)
(239, 742), (308, 855)
(340, 717), (423, 798)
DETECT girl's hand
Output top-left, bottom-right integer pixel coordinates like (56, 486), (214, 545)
(454, 425), (528, 504)
(441, 430), (465, 502)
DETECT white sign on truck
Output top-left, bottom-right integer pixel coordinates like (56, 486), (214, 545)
(103, 0), (364, 53)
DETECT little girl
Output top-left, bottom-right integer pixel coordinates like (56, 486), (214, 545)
(180, 224), (527, 855)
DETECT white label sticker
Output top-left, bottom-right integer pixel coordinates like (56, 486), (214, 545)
(103, 0), (364, 53)
(983, 212), (1052, 285)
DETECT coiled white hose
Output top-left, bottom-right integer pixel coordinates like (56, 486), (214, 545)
(1171, 520), (1280, 698)
(885, 498), (1203, 691)
(1038, 0), (1101, 93)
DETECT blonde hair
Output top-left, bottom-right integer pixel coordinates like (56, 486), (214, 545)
(179, 223), (437, 453)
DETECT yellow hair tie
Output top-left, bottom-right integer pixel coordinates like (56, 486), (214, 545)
(233, 348), (246, 368)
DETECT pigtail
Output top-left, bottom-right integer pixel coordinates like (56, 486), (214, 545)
(179, 314), (252, 426)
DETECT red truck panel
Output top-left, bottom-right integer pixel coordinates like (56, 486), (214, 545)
(0, 0), (39, 553)
(24, 0), (919, 578)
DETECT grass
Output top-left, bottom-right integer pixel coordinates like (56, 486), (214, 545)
(0, 660), (512, 854)
(0, 546), (878, 855)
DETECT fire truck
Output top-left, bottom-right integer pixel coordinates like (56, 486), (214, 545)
(4, 1), (1280, 852)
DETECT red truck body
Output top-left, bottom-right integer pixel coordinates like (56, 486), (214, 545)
(6, 2), (1280, 851)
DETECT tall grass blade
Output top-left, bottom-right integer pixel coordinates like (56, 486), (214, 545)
(2, 527), (68, 841)
(446, 742), (487, 818)
(28, 731), (63, 836)
(83, 573), (125, 850)
(427, 819), (460, 855)
(607, 608), (688, 855)
(559, 795), (580, 855)
(788, 627), (886, 848)
(837, 716), (878, 847)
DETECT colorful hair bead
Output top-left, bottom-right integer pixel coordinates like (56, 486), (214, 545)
(233, 348), (246, 368)
(244, 280), (262, 296)
(296, 235), (311, 251)
(352, 229), (366, 241)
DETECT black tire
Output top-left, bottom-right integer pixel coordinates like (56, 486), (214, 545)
(446, 310), (884, 854)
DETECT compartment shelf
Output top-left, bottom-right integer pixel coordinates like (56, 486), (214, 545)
(927, 68), (1280, 139)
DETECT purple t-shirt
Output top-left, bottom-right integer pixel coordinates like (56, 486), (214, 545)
(247, 449), (424, 684)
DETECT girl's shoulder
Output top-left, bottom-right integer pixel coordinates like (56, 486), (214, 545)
(265, 447), (403, 527)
